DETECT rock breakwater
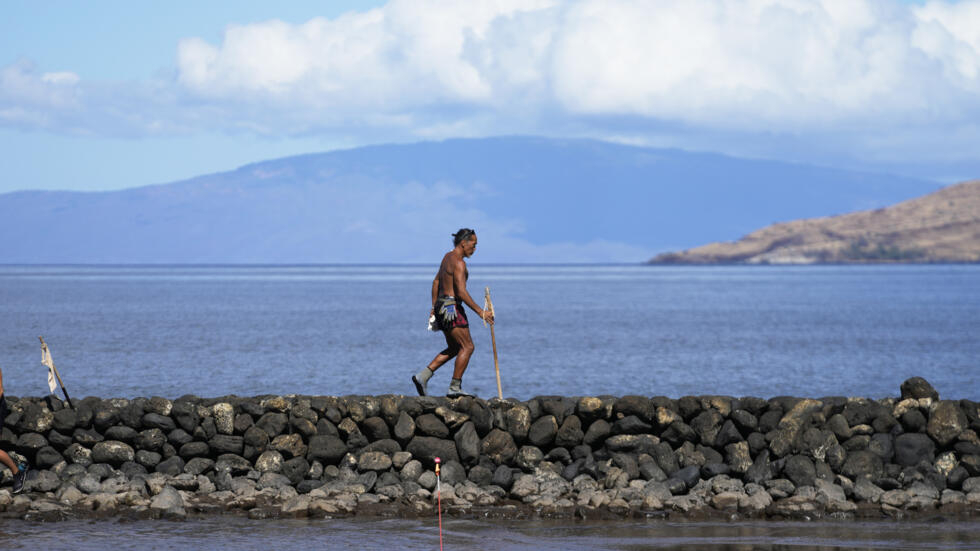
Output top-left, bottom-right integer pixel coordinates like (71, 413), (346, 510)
(2, 377), (979, 522)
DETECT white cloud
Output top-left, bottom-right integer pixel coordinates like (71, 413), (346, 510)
(3, 0), (980, 162)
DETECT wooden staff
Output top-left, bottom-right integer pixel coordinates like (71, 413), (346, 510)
(39, 336), (74, 409)
(483, 287), (502, 400)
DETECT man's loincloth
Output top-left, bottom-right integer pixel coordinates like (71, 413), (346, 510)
(436, 295), (468, 330)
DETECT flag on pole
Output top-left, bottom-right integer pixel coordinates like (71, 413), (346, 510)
(41, 341), (57, 394)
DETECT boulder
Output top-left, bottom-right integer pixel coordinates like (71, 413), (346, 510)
(307, 435), (348, 464)
(212, 403), (235, 435)
(927, 401), (968, 447)
(453, 421), (480, 465)
(406, 436), (459, 468)
(150, 485), (186, 518)
(210, 434), (244, 455)
(841, 450), (883, 480)
(282, 457), (310, 485)
(528, 415), (558, 448)
(895, 433), (936, 467)
(555, 415), (584, 448)
(393, 412), (416, 443)
(155, 456), (185, 476)
(171, 401), (200, 432)
(783, 455), (816, 488)
(256, 412), (289, 438)
(271, 434), (307, 459)
(141, 413), (176, 432)
(583, 419), (611, 447)
(91, 441), (135, 465)
(480, 429), (517, 465)
(901, 377), (939, 401)
(415, 414), (450, 439)
(503, 405), (532, 442)
(362, 416), (391, 441)
(359, 451), (393, 472)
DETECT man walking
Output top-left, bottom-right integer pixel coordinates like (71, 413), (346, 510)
(413, 228), (493, 398)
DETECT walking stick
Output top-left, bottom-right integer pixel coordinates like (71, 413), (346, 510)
(39, 337), (74, 409)
(483, 287), (502, 400)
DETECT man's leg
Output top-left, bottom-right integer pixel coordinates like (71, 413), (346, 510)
(0, 449), (26, 494)
(447, 327), (475, 397)
(413, 333), (459, 396)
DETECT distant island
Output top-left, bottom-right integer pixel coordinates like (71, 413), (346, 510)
(650, 180), (980, 264)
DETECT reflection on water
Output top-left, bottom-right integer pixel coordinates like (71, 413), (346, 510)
(0, 517), (978, 550)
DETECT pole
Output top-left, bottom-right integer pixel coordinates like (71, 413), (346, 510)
(484, 287), (502, 400)
(435, 456), (443, 551)
(39, 337), (74, 409)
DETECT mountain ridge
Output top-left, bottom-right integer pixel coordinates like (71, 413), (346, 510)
(0, 136), (941, 263)
(650, 180), (980, 264)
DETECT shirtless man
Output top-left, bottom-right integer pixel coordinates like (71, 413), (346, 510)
(412, 228), (494, 398)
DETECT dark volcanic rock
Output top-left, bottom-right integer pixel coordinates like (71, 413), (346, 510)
(35, 446), (62, 469)
(53, 408), (78, 432)
(842, 450), (884, 480)
(555, 415), (584, 448)
(900, 410), (927, 433)
(393, 412), (416, 444)
(104, 425), (138, 445)
(690, 410), (723, 447)
(612, 415), (653, 435)
(783, 455), (816, 488)
(282, 457), (309, 485)
(256, 412), (288, 438)
(674, 465), (701, 489)
(927, 401), (967, 447)
(895, 433), (936, 467)
(142, 413), (176, 432)
(583, 420), (611, 447)
(901, 377), (939, 401)
(179, 441), (210, 459)
(136, 450), (163, 469)
(415, 414), (449, 439)
(155, 456), (185, 476)
(406, 436), (459, 468)
(307, 435), (348, 464)
(361, 416), (391, 441)
(480, 429), (517, 465)
(528, 415), (558, 448)
(651, 442), (680, 475)
(210, 434), (244, 455)
(492, 464), (514, 491)
(454, 421), (480, 465)
(171, 401), (200, 432)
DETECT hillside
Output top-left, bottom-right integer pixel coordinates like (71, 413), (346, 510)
(650, 180), (980, 264)
(0, 136), (940, 263)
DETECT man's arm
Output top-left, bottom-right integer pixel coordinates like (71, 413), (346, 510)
(452, 258), (493, 323)
(431, 276), (439, 312)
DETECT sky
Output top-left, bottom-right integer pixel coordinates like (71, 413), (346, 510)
(3, 0), (980, 194)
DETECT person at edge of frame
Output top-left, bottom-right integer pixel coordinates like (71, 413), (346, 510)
(0, 366), (30, 493)
(413, 228), (494, 398)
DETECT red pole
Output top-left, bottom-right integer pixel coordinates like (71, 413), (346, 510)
(435, 457), (443, 551)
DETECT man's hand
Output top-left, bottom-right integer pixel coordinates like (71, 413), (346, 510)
(482, 310), (495, 325)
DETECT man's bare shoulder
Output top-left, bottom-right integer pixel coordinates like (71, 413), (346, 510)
(441, 250), (464, 270)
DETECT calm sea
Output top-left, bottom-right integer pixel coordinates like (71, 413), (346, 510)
(1, 517), (979, 550)
(0, 264), (977, 401)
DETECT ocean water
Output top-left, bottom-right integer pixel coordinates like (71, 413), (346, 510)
(1, 517), (979, 550)
(0, 264), (977, 401)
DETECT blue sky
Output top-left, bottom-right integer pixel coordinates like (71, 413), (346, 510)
(3, 0), (979, 194)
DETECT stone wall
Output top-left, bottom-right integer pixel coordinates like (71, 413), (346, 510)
(2, 377), (979, 520)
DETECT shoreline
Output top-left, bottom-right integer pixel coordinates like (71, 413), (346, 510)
(2, 377), (979, 522)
